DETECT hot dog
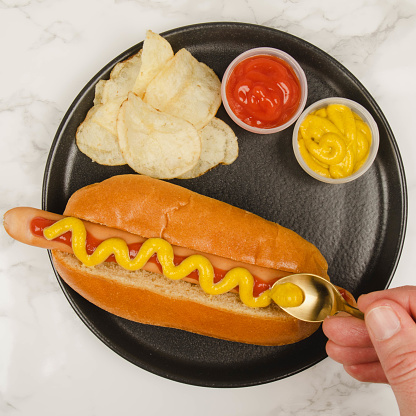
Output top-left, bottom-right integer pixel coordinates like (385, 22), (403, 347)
(3, 174), (343, 345)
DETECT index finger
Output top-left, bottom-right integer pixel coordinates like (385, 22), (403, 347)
(322, 314), (372, 347)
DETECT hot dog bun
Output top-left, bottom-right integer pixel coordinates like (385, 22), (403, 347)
(47, 174), (327, 345)
(64, 174), (329, 277)
(52, 251), (320, 345)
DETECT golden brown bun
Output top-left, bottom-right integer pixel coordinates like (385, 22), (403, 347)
(64, 174), (329, 278)
(52, 250), (320, 345)
(56, 174), (331, 345)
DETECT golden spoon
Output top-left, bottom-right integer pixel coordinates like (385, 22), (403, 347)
(272, 273), (364, 322)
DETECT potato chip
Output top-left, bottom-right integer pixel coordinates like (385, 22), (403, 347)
(222, 123), (240, 165)
(99, 50), (142, 103)
(76, 51), (142, 166)
(76, 111), (126, 166)
(144, 48), (222, 130)
(177, 118), (239, 179)
(117, 92), (201, 179)
(93, 80), (106, 105)
(132, 30), (174, 98)
(76, 30), (239, 177)
(89, 97), (125, 136)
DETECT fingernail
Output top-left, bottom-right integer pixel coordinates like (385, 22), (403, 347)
(366, 306), (401, 341)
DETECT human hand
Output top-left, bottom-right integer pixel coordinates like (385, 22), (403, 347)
(322, 286), (416, 416)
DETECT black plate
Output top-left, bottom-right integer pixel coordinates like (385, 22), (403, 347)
(42, 22), (407, 387)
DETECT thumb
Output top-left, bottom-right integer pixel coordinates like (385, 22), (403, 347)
(364, 300), (416, 414)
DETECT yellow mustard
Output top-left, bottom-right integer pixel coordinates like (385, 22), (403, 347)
(298, 104), (372, 179)
(270, 282), (304, 308)
(43, 217), (305, 309)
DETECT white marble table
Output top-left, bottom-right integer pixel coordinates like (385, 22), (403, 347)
(1, 1), (415, 415)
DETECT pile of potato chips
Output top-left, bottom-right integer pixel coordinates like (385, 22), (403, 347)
(76, 30), (239, 179)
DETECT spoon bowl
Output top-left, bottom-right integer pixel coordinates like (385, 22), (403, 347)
(273, 274), (364, 322)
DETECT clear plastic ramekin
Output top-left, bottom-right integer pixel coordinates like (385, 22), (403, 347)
(221, 47), (308, 134)
(292, 97), (379, 184)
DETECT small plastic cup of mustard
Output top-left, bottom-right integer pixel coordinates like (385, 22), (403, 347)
(292, 97), (379, 184)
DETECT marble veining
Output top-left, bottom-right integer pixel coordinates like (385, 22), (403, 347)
(1, 0), (415, 415)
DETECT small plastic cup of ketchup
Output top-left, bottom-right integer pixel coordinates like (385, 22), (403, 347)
(221, 47), (308, 134)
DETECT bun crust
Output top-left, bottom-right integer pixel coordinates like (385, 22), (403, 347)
(64, 175), (328, 277)
(57, 174), (330, 345)
(52, 250), (320, 345)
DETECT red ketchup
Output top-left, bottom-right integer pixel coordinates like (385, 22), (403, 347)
(31, 217), (277, 297)
(225, 54), (301, 129)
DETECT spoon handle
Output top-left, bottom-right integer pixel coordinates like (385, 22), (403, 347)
(341, 302), (365, 320)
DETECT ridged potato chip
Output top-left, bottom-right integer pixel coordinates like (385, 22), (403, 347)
(132, 30), (174, 98)
(117, 92), (201, 179)
(144, 48), (222, 130)
(178, 118), (239, 179)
